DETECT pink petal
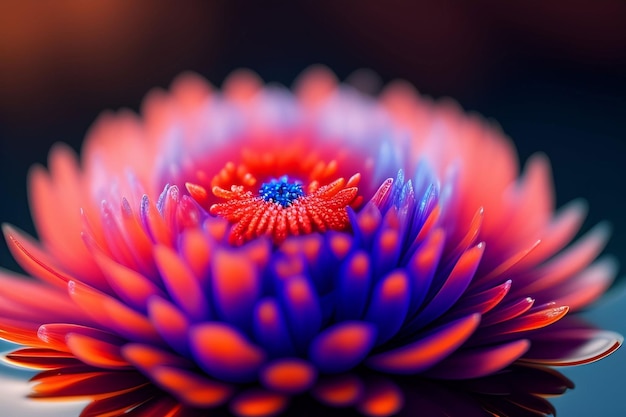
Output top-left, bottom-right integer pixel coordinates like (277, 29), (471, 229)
(28, 146), (105, 285)
(3, 224), (75, 289)
(549, 257), (617, 312)
(294, 65), (339, 107)
(491, 154), (553, 254)
(0, 268), (86, 323)
(516, 199), (587, 268)
(516, 222), (610, 295)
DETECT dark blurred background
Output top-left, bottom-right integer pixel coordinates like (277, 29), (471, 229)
(0, 1), (625, 415)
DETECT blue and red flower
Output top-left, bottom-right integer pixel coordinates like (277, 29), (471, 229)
(0, 67), (620, 416)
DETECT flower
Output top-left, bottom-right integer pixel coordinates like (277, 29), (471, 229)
(0, 67), (621, 417)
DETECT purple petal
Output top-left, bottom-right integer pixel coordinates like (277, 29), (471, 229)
(336, 250), (372, 322)
(253, 297), (296, 357)
(364, 270), (410, 345)
(279, 275), (321, 353)
(405, 242), (484, 333)
(372, 209), (402, 277)
(309, 321), (377, 373)
(405, 228), (445, 317)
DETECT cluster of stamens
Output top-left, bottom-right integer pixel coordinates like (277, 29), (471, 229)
(183, 145), (364, 246)
(258, 176), (305, 207)
(209, 173), (361, 245)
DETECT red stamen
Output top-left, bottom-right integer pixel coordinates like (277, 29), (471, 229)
(209, 176), (360, 246)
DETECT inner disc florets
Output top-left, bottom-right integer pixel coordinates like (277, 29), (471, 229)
(259, 176), (305, 207)
(185, 150), (363, 246)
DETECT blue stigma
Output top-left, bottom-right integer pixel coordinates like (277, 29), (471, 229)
(259, 175), (305, 207)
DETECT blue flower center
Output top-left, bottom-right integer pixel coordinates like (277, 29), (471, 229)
(259, 175), (305, 207)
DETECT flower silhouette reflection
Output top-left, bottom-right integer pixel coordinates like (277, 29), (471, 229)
(0, 67), (621, 416)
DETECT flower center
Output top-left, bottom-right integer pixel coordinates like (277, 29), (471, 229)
(182, 137), (367, 246)
(259, 176), (305, 207)
(208, 171), (361, 246)
(185, 157), (362, 246)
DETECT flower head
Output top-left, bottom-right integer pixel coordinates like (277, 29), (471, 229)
(0, 67), (621, 416)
